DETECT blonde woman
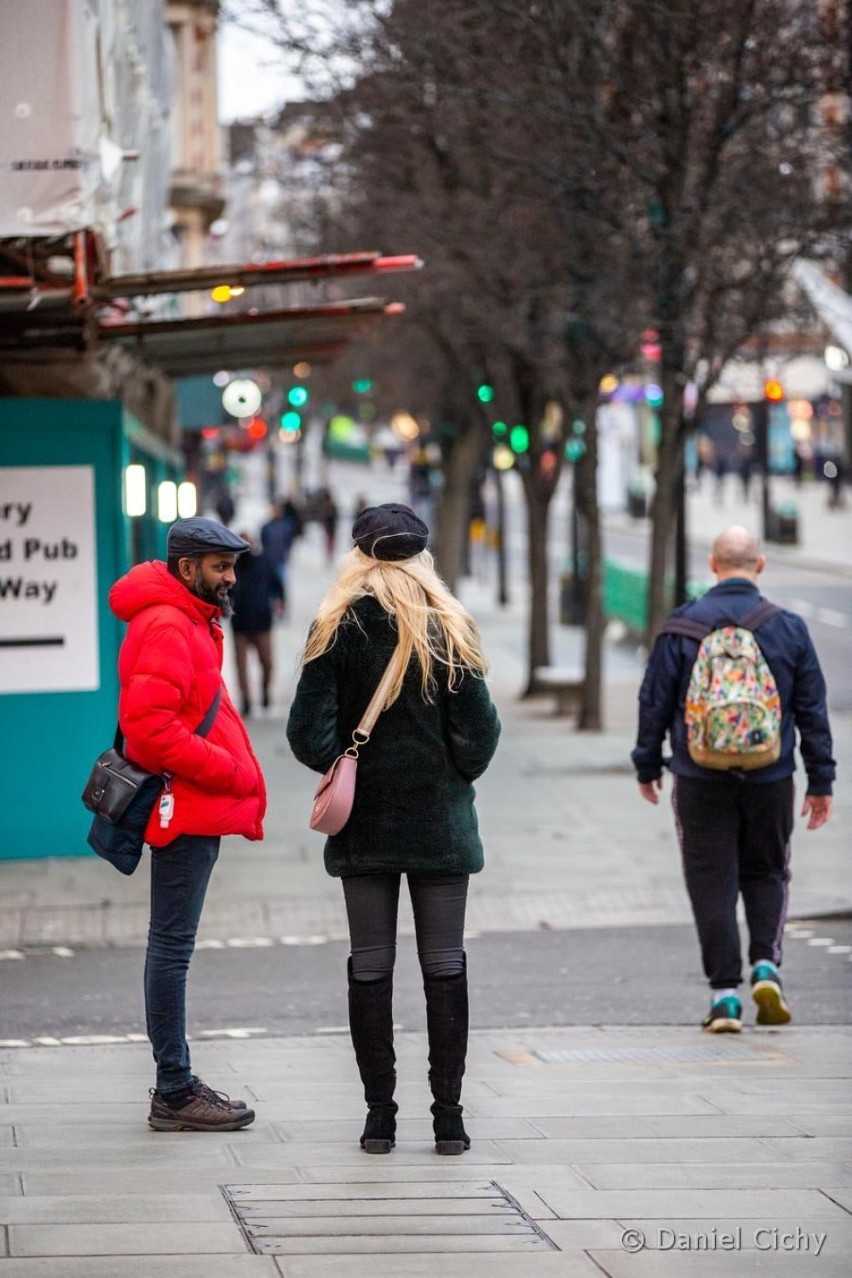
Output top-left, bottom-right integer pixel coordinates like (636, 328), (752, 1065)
(287, 504), (501, 1155)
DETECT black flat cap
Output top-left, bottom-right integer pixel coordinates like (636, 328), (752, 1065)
(352, 503), (429, 561)
(167, 517), (250, 558)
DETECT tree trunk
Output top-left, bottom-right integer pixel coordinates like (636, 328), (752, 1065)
(574, 409), (604, 731)
(432, 423), (482, 592)
(521, 470), (552, 696)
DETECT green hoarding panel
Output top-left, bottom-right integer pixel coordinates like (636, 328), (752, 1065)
(0, 399), (180, 860)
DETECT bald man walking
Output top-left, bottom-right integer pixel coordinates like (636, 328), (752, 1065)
(632, 527), (835, 1032)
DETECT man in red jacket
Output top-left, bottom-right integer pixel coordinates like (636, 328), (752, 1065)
(110, 517), (267, 1131)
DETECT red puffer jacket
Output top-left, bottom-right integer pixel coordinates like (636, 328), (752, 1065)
(109, 561), (266, 846)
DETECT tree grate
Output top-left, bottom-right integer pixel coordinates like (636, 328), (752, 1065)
(221, 1179), (559, 1255)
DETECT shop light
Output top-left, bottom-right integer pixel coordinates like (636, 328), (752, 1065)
(157, 481), (178, 523)
(124, 464), (147, 517)
(177, 482), (197, 518)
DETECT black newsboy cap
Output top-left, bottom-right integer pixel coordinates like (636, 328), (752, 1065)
(167, 517), (249, 558)
(352, 503), (429, 561)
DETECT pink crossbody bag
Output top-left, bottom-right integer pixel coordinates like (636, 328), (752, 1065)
(309, 645), (405, 836)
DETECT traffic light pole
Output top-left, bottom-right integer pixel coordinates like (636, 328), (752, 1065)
(494, 468), (509, 606)
(754, 398), (772, 542)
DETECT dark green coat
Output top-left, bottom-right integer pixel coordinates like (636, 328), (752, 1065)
(286, 596), (501, 877)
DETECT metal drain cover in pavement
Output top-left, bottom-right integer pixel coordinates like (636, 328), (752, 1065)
(529, 1043), (782, 1063)
(223, 1180), (558, 1255)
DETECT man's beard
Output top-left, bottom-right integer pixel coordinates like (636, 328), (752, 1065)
(191, 574), (233, 618)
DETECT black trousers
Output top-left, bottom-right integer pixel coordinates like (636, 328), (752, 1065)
(671, 774), (794, 989)
(342, 873), (469, 981)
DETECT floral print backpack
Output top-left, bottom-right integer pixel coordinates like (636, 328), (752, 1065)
(660, 601), (782, 771)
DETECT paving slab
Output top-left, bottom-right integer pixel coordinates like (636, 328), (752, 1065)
(13, 1123), (281, 1148)
(229, 1140), (511, 1168)
(534, 1186), (850, 1219)
(575, 1160), (852, 1189)
(760, 1136), (852, 1161)
(20, 1169), (301, 1196)
(529, 1114), (805, 1139)
(0, 1260), (277, 1278)
(294, 1162), (592, 1186)
(0, 1193), (233, 1224)
(790, 1116), (852, 1137)
(491, 1136), (780, 1165)
(587, 1248), (851, 1277)
(0, 1145), (239, 1171)
(278, 1255), (600, 1277)
(9, 1222), (246, 1257)
(0, 1175), (19, 1197)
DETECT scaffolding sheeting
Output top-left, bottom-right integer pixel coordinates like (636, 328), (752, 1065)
(0, 0), (171, 271)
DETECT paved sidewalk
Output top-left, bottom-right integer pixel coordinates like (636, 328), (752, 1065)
(1, 1023), (851, 1275)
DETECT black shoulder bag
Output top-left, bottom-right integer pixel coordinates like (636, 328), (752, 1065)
(81, 687), (223, 875)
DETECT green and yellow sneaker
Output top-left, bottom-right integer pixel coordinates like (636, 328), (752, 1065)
(751, 963), (792, 1026)
(701, 995), (743, 1034)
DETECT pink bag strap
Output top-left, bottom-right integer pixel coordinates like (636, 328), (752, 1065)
(348, 643), (406, 754)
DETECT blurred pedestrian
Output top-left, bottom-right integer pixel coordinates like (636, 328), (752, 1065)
(287, 504), (501, 1156)
(230, 532), (284, 717)
(632, 527), (835, 1033)
(260, 497), (303, 604)
(736, 440), (756, 501)
(109, 517), (266, 1130)
(713, 451), (728, 505)
(316, 487), (340, 562)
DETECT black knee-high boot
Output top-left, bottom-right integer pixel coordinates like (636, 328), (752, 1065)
(423, 956), (470, 1155)
(347, 960), (397, 1153)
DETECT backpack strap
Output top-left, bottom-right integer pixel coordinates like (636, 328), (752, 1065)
(659, 598), (781, 645)
(740, 600), (781, 631)
(658, 616), (712, 643)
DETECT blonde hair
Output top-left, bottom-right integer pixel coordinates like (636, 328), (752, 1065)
(302, 547), (489, 705)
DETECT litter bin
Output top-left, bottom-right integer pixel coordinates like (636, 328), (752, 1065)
(769, 503), (799, 545)
(559, 570), (586, 625)
(627, 485), (649, 519)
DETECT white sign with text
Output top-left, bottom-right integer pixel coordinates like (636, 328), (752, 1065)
(0, 465), (100, 693)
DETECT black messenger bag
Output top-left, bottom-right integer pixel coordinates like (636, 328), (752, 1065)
(81, 688), (222, 875)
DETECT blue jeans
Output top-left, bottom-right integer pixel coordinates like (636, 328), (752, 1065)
(144, 833), (220, 1095)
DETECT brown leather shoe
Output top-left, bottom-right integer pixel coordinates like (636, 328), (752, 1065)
(148, 1084), (255, 1132)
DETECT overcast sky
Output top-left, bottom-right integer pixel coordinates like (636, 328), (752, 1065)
(217, 20), (299, 121)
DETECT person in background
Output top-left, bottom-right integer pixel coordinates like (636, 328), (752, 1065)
(632, 527), (835, 1034)
(287, 504), (501, 1156)
(109, 517), (266, 1130)
(315, 488), (340, 563)
(260, 497), (303, 606)
(230, 532), (284, 717)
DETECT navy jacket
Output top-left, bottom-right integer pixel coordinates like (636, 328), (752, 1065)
(632, 579), (835, 795)
(230, 548), (283, 634)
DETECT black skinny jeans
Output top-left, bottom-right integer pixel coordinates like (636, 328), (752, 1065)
(342, 873), (469, 981)
(672, 774), (794, 989)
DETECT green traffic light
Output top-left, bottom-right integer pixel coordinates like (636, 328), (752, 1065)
(492, 420), (508, 438)
(352, 378), (373, 394)
(287, 386), (309, 407)
(509, 424), (529, 454)
(477, 383), (495, 404)
(280, 410), (302, 432)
